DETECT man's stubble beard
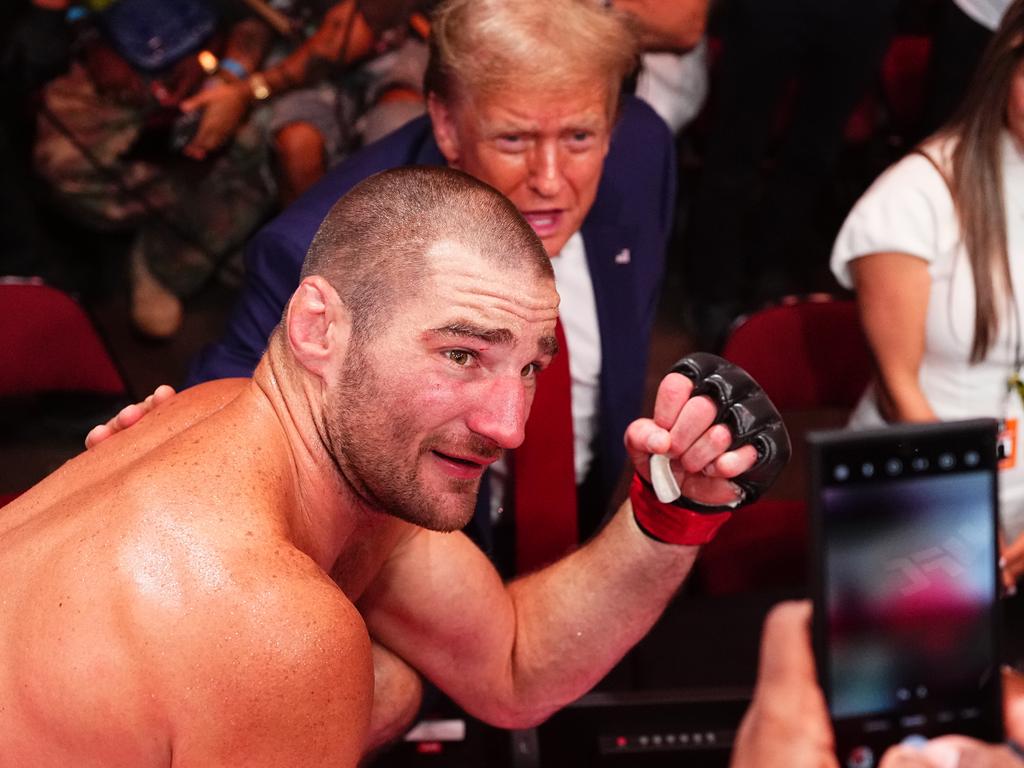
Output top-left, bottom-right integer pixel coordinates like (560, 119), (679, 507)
(324, 339), (483, 533)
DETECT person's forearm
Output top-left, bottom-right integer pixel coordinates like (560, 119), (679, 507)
(874, 372), (939, 423)
(473, 503), (698, 726)
(852, 252), (935, 424)
(262, 1), (375, 98)
(224, 18), (274, 78)
(614, 0), (709, 52)
(364, 642), (423, 754)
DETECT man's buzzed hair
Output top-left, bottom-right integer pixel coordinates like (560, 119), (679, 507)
(301, 166), (552, 337)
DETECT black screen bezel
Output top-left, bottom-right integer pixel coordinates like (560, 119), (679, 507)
(808, 419), (1004, 762)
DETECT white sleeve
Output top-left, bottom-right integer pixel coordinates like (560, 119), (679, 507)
(830, 152), (956, 289)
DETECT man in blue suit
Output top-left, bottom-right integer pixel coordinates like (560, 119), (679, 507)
(188, 0), (676, 562)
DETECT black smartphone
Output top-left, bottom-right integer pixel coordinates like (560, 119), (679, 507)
(808, 419), (1003, 768)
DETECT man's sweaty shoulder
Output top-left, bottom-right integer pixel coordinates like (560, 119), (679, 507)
(0, 380), (374, 766)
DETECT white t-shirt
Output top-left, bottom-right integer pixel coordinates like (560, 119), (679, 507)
(489, 231), (602, 521)
(954, 0), (1011, 31)
(831, 132), (1024, 538)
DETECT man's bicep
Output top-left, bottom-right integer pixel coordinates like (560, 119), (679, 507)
(358, 529), (517, 702)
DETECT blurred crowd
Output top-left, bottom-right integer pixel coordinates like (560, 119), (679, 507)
(1, 0), (967, 342)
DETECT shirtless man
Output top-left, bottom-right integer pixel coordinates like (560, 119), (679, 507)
(1, 166), (778, 765)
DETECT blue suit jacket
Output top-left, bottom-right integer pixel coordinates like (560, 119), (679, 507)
(188, 95), (676, 551)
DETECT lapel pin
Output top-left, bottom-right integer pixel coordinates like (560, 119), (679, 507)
(614, 248), (631, 264)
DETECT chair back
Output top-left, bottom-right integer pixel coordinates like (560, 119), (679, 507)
(720, 295), (872, 411)
(695, 295), (872, 596)
(0, 280), (127, 398)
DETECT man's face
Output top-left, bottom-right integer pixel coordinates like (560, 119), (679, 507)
(326, 241), (560, 532)
(432, 83), (613, 257)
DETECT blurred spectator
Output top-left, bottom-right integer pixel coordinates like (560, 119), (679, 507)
(1, 0), (72, 277)
(831, 0), (1024, 590)
(921, 0), (1012, 138)
(33, 0), (276, 338)
(682, 0), (901, 350)
(185, 0), (434, 207)
(635, 42), (709, 135)
(618, 0), (710, 133)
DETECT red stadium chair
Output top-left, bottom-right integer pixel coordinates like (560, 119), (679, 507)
(0, 278), (127, 398)
(694, 295), (873, 595)
(0, 278), (128, 505)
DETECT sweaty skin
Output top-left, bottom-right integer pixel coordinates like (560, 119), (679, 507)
(0, 378), (376, 766)
(10, 232), (760, 763)
(0, 242), (563, 764)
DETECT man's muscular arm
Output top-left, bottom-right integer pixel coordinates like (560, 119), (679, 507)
(357, 369), (763, 726)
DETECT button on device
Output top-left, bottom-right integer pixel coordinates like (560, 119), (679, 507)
(847, 745), (875, 768)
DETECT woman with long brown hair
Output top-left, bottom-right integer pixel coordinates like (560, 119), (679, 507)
(832, 0), (1024, 585)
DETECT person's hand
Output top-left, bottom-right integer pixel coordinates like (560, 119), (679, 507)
(85, 385), (176, 449)
(625, 353), (789, 511)
(730, 601), (839, 768)
(625, 368), (758, 508)
(876, 667), (1024, 765)
(879, 736), (1023, 767)
(1004, 667), (1024, 743)
(179, 80), (251, 160)
(612, 0), (708, 51)
(1001, 532), (1024, 594)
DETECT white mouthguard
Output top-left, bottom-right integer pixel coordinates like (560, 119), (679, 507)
(649, 454), (682, 504)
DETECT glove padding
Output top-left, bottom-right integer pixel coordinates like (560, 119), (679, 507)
(668, 352), (790, 512)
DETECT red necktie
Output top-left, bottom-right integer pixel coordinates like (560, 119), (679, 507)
(514, 318), (578, 574)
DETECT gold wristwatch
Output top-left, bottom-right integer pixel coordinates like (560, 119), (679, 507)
(248, 73), (271, 101)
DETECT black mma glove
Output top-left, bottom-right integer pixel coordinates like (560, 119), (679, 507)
(630, 352), (791, 546)
(668, 352), (791, 511)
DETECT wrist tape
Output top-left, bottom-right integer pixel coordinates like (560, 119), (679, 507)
(630, 474), (732, 546)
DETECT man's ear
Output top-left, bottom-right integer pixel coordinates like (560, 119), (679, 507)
(285, 276), (351, 378)
(428, 92), (462, 167)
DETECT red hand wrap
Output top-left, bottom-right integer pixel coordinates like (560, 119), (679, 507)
(629, 474), (732, 546)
